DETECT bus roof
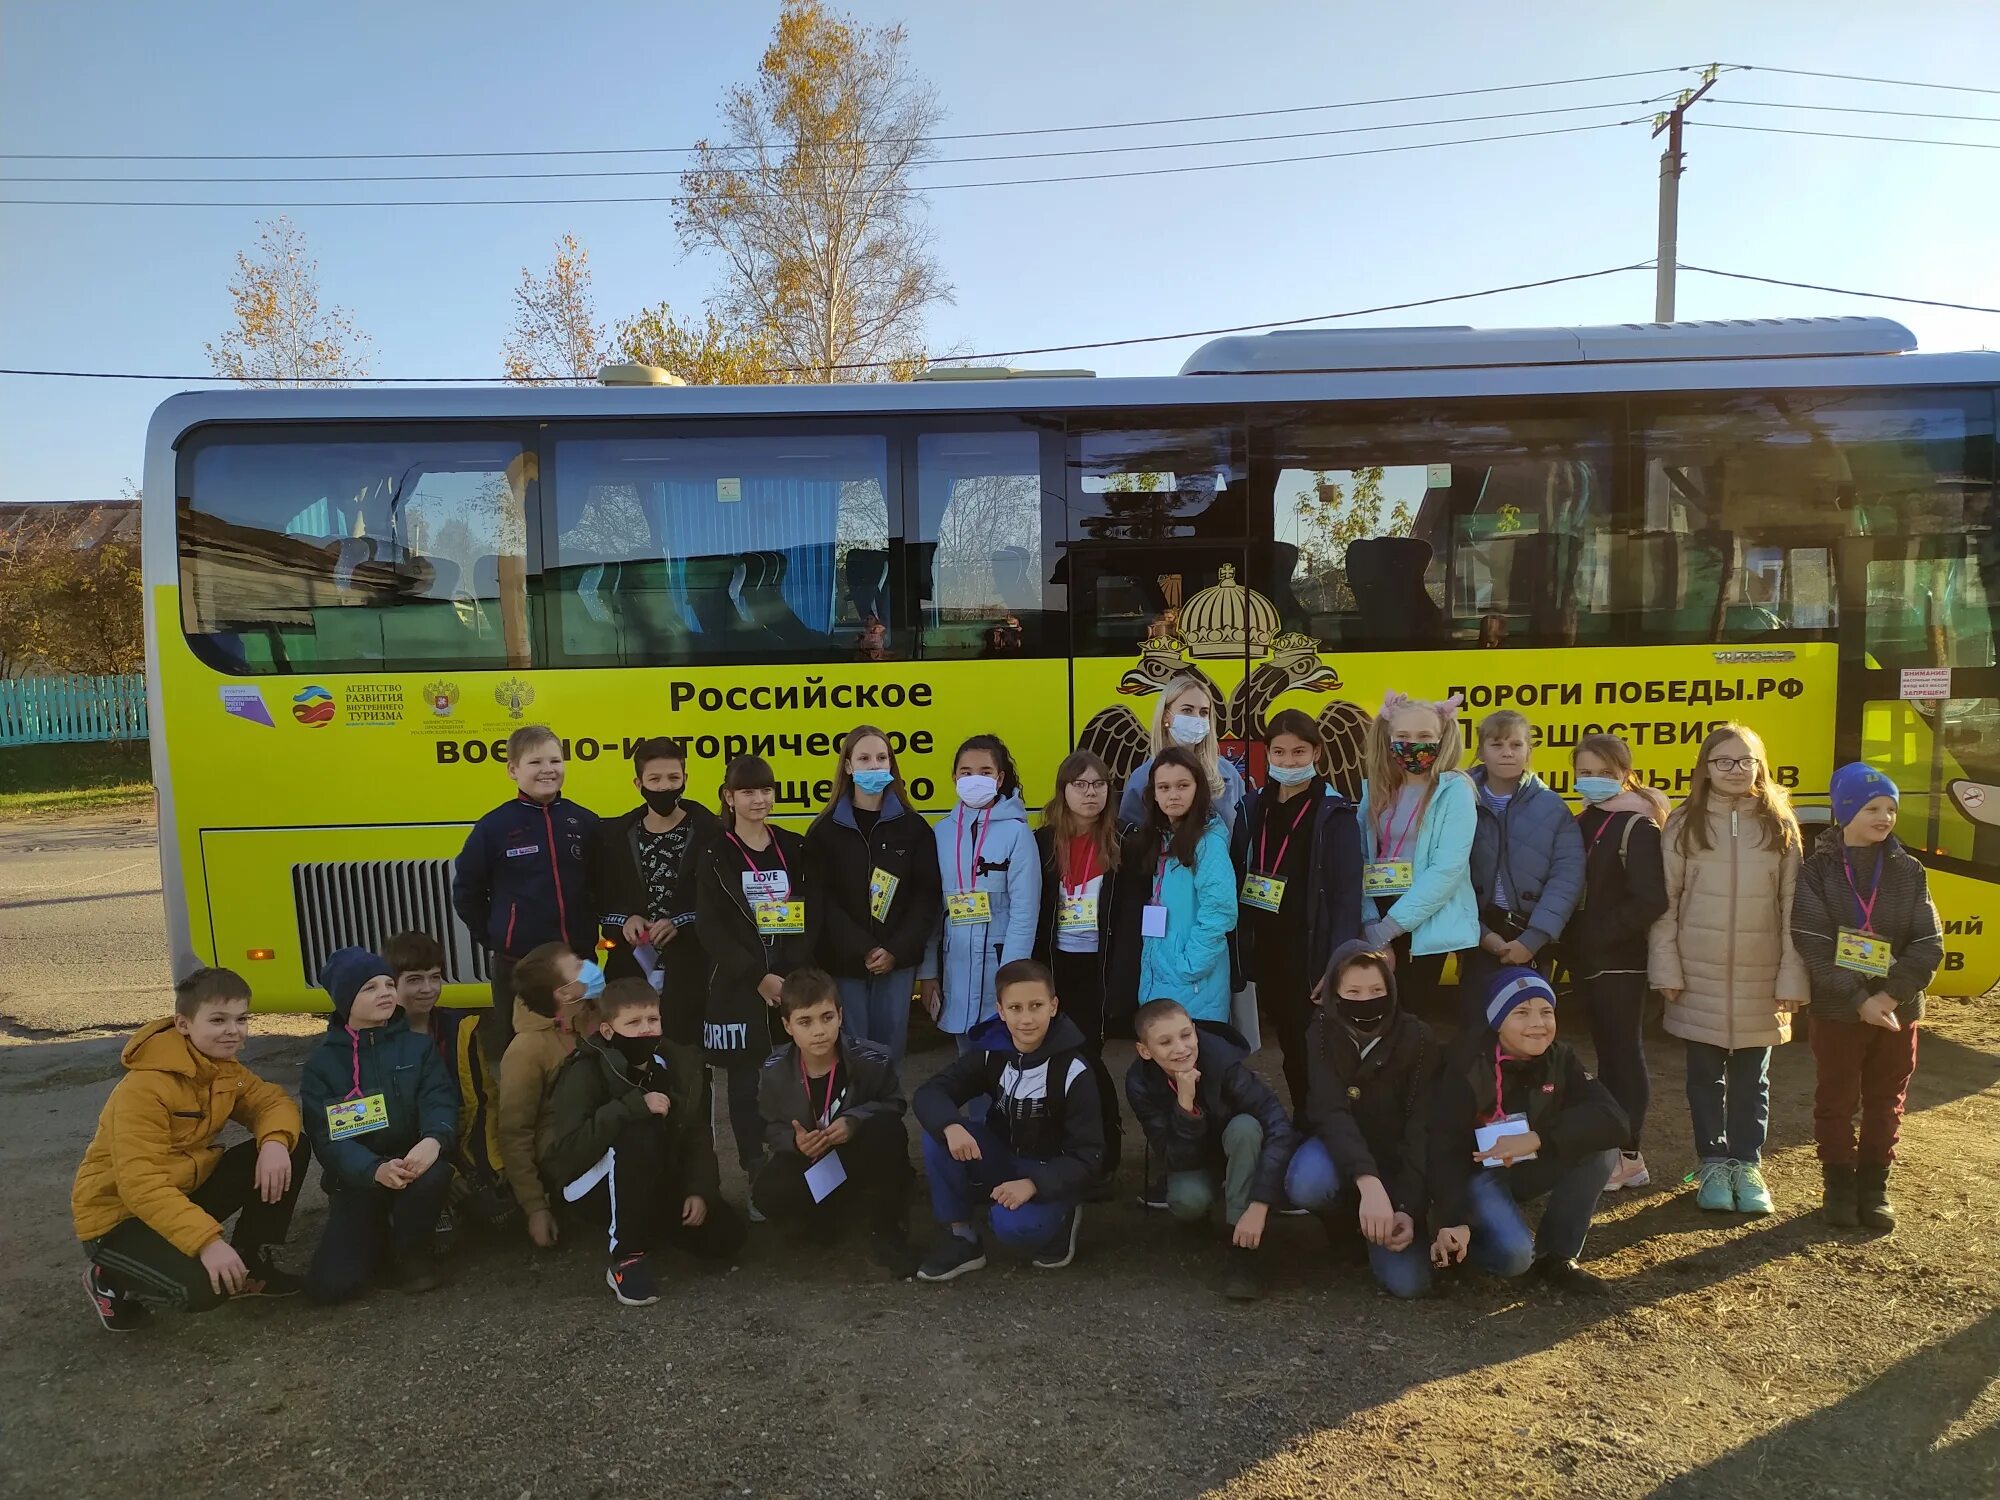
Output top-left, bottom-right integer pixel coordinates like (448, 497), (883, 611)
(144, 318), (2000, 452)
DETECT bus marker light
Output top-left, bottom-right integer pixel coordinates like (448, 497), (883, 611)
(245, 949), (275, 961)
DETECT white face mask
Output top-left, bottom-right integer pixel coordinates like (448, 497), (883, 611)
(955, 774), (999, 809)
(1169, 712), (1209, 747)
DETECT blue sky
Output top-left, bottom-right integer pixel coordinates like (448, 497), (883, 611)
(4, 0), (1998, 501)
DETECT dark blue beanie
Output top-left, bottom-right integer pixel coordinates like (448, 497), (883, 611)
(1485, 966), (1557, 1032)
(319, 946), (395, 1022)
(1830, 762), (1899, 829)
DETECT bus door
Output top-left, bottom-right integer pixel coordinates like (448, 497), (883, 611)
(1836, 532), (2000, 992)
(1061, 420), (1255, 813)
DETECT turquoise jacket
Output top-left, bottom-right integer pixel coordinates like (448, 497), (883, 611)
(1135, 817), (1240, 1023)
(1357, 772), (1479, 956)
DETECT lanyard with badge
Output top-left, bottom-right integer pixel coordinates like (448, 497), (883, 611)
(1363, 785), (1430, 899)
(1142, 842), (1171, 939)
(946, 807), (994, 925)
(1057, 837), (1101, 934)
(1834, 847), (1893, 979)
(325, 1029), (390, 1141)
(797, 1054), (849, 1201)
(732, 833), (805, 936)
(1241, 791), (1314, 914)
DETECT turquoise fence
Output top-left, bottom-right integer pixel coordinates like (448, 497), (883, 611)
(0, 674), (148, 747)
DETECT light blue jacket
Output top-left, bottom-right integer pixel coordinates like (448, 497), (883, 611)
(1357, 772), (1479, 956)
(917, 791), (1042, 1035)
(1118, 754), (1245, 835)
(1135, 816), (1239, 1023)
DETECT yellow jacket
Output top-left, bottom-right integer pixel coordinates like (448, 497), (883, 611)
(496, 998), (575, 1217)
(71, 1018), (302, 1256)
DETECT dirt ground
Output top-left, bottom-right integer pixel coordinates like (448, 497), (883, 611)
(2, 811), (1997, 1499)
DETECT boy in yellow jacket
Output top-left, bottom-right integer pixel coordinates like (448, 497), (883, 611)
(72, 967), (309, 1331)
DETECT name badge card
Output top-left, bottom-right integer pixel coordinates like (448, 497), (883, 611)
(755, 901), (806, 935)
(868, 868), (899, 923)
(742, 869), (791, 904)
(1836, 927), (1893, 978)
(1057, 893), (1098, 932)
(804, 1148), (848, 1203)
(1474, 1111), (1536, 1167)
(1239, 872), (1286, 913)
(326, 1093), (390, 1140)
(1141, 904), (1169, 940)
(947, 891), (992, 925)
(1363, 860), (1414, 896)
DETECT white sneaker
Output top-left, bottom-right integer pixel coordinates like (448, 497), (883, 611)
(1605, 1152), (1651, 1191)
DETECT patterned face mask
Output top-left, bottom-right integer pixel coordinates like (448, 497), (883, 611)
(1389, 739), (1441, 775)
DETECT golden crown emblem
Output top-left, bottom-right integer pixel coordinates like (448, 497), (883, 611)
(1177, 563), (1281, 659)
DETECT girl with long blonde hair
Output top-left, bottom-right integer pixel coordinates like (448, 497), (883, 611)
(1116, 675), (1245, 833)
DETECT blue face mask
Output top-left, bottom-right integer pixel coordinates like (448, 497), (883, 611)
(1575, 775), (1622, 805)
(852, 769), (894, 796)
(1267, 763), (1316, 787)
(577, 960), (606, 1000)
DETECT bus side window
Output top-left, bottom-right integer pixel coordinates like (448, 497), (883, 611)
(915, 430), (1051, 660)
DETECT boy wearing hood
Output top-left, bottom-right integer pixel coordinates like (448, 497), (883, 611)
(1792, 764), (1943, 1231)
(1427, 968), (1626, 1296)
(300, 948), (459, 1303)
(1284, 942), (1439, 1299)
(496, 940), (600, 1249)
(541, 978), (745, 1306)
(912, 959), (1105, 1280)
(1125, 999), (1297, 1300)
(74, 967), (308, 1331)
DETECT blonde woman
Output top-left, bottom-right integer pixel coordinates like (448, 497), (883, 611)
(1116, 675), (1244, 832)
(1648, 722), (1808, 1217)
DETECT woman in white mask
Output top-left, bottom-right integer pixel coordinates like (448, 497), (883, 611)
(1117, 675), (1244, 833)
(917, 734), (1043, 1051)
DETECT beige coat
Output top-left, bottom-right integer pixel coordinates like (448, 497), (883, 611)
(1648, 794), (1808, 1050)
(495, 998), (575, 1217)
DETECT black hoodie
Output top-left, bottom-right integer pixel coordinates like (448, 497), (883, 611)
(1124, 1022), (1297, 1207)
(1302, 938), (1438, 1220)
(913, 1011), (1105, 1200)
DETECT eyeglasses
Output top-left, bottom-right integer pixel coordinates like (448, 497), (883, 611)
(1708, 756), (1761, 773)
(1068, 779), (1110, 793)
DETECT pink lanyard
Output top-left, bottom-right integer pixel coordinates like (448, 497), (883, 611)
(1489, 1045), (1525, 1125)
(344, 1027), (365, 1099)
(800, 1054), (840, 1127)
(954, 807), (993, 893)
(1378, 783), (1432, 861)
(1842, 847), (1883, 933)
(728, 831), (788, 878)
(1583, 809), (1621, 856)
(1258, 792), (1315, 876)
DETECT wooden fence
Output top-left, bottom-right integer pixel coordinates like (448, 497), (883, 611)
(0, 674), (148, 746)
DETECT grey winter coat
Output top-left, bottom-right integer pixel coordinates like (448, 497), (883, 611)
(1468, 768), (1586, 954)
(1792, 827), (1943, 1024)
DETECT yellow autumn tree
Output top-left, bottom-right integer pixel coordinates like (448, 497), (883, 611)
(501, 233), (607, 385)
(205, 216), (373, 386)
(610, 301), (797, 385)
(676, 0), (950, 382)
(0, 505), (144, 677)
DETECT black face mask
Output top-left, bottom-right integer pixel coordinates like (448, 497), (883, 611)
(1336, 995), (1393, 1032)
(610, 1033), (658, 1068)
(642, 787), (683, 817)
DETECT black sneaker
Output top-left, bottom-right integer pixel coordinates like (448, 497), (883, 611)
(1531, 1256), (1608, 1297)
(868, 1230), (921, 1280)
(1222, 1244), (1264, 1301)
(1031, 1207), (1082, 1270)
(915, 1231), (987, 1283)
(606, 1253), (661, 1306)
(433, 1205), (458, 1258)
(82, 1266), (148, 1332)
(238, 1261), (303, 1298)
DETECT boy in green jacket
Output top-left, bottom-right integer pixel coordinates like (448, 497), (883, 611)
(542, 978), (746, 1306)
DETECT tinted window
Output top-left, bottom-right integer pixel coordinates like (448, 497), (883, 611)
(913, 430), (1054, 660)
(178, 432), (530, 674)
(547, 429), (891, 665)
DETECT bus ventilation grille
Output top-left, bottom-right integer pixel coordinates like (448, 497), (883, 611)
(291, 859), (492, 989)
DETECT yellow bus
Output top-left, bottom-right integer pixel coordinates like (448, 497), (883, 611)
(142, 317), (2000, 1009)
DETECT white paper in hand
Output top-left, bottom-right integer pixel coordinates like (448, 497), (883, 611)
(804, 1148), (847, 1202)
(1474, 1114), (1536, 1166)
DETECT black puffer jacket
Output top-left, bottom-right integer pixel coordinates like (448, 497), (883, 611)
(804, 791), (942, 977)
(1303, 940), (1438, 1220)
(1229, 781), (1366, 991)
(1124, 1023), (1296, 1208)
(1792, 827), (1943, 1023)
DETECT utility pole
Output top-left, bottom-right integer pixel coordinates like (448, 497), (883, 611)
(1654, 64), (1721, 323)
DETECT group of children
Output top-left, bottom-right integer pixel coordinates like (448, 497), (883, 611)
(71, 679), (1944, 1326)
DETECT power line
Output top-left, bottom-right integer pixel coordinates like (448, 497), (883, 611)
(0, 118), (1648, 207)
(0, 66), (1709, 163)
(0, 261), (1655, 382)
(1678, 264), (2000, 315)
(1712, 97), (2000, 126)
(0, 97), (1663, 185)
(1692, 120), (2000, 151)
(1729, 63), (2000, 99)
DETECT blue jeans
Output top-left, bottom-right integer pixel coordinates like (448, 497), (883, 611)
(1463, 1148), (1618, 1275)
(1684, 1041), (1772, 1164)
(837, 969), (916, 1068)
(1284, 1137), (1432, 1298)
(920, 1120), (1074, 1252)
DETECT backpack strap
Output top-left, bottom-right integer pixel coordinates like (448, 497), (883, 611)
(1617, 811), (1639, 870)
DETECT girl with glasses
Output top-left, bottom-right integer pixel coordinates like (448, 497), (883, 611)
(1648, 721), (1808, 1217)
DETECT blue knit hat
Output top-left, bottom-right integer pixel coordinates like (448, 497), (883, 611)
(319, 946), (395, 1023)
(1485, 966), (1557, 1032)
(1830, 762), (1899, 830)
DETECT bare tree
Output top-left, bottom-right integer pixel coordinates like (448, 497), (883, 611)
(205, 216), (372, 386)
(502, 233), (607, 385)
(676, 0), (951, 382)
